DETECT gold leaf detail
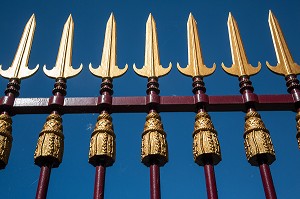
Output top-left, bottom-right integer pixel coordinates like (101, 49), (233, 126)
(192, 112), (221, 166)
(34, 113), (64, 168)
(0, 114), (12, 168)
(244, 111), (275, 166)
(141, 112), (168, 167)
(89, 112), (116, 167)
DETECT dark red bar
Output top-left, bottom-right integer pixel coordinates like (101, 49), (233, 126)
(10, 94), (295, 114)
(150, 164), (161, 199)
(204, 164), (218, 199)
(35, 165), (52, 199)
(94, 165), (106, 199)
(259, 163), (277, 199)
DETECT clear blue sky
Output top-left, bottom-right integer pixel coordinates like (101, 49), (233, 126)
(0, 1), (299, 198)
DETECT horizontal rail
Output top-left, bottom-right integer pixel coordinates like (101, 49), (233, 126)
(5, 94), (295, 115)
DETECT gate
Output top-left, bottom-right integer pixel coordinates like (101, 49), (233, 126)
(0, 10), (299, 199)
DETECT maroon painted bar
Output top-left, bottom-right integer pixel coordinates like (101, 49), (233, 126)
(94, 165), (106, 199)
(259, 162), (277, 199)
(150, 164), (161, 199)
(204, 164), (218, 199)
(36, 165), (52, 199)
(238, 76), (277, 198)
(7, 93), (295, 115)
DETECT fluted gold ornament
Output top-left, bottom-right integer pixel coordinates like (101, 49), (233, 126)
(192, 112), (221, 166)
(295, 112), (300, 149)
(141, 112), (168, 167)
(34, 113), (64, 168)
(89, 112), (116, 167)
(244, 111), (275, 166)
(0, 114), (13, 168)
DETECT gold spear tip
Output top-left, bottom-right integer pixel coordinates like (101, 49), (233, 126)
(268, 10), (275, 22)
(228, 12), (234, 23)
(30, 13), (35, 20)
(109, 12), (115, 21)
(188, 12), (194, 19)
(147, 13), (154, 22)
(107, 12), (116, 26)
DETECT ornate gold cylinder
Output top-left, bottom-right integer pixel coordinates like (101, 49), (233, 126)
(89, 112), (116, 167)
(0, 114), (13, 169)
(141, 112), (168, 167)
(193, 112), (221, 166)
(244, 110), (275, 166)
(34, 113), (64, 168)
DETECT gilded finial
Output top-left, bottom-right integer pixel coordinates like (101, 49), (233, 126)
(43, 15), (83, 79)
(89, 13), (128, 78)
(0, 14), (39, 79)
(266, 10), (300, 76)
(133, 14), (172, 78)
(177, 13), (216, 77)
(222, 13), (261, 77)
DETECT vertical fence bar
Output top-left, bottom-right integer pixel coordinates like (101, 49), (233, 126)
(89, 78), (116, 199)
(204, 162), (218, 199)
(191, 77), (221, 199)
(36, 165), (52, 199)
(177, 14), (222, 198)
(240, 76), (277, 199)
(140, 78), (168, 199)
(0, 79), (20, 169)
(94, 165), (106, 199)
(259, 162), (277, 199)
(34, 78), (66, 199)
(150, 164), (161, 199)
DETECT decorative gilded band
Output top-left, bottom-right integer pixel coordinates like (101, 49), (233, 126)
(0, 114), (13, 169)
(141, 112), (168, 167)
(192, 112), (221, 166)
(244, 111), (275, 166)
(89, 112), (116, 167)
(34, 113), (64, 168)
(295, 112), (300, 149)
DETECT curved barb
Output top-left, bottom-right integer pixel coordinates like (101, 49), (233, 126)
(44, 15), (82, 79)
(221, 62), (261, 77)
(133, 63), (172, 78)
(0, 14), (39, 79)
(221, 13), (261, 77)
(89, 13), (128, 79)
(133, 14), (172, 78)
(177, 13), (216, 78)
(266, 10), (300, 76)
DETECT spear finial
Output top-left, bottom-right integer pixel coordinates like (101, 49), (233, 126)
(43, 15), (82, 79)
(133, 13), (172, 78)
(222, 12), (261, 77)
(0, 14), (39, 79)
(89, 13), (128, 78)
(266, 10), (300, 76)
(177, 13), (216, 77)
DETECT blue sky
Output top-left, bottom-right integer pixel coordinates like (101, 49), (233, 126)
(0, 1), (300, 198)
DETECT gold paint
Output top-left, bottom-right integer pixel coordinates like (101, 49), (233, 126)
(177, 13), (216, 77)
(0, 114), (13, 167)
(222, 13), (261, 77)
(89, 13), (128, 79)
(133, 14), (172, 78)
(295, 112), (300, 149)
(43, 15), (83, 79)
(0, 14), (39, 79)
(89, 112), (116, 167)
(266, 11), (300, 76)
(34, 113), (64, 168)
(244, 111), (275, 166)
(141, 112), (168, 167)
(192, 112), (221, 166)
